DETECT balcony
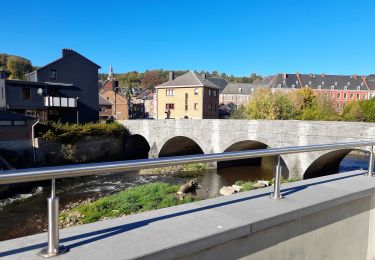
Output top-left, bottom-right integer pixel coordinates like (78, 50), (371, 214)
(44, 96), (77, 108)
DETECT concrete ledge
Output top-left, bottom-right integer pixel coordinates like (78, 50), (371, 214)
(0, 170), (374, 259)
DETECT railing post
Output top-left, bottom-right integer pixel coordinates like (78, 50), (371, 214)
(368, 146), (374, 177)
(39, 178), (68, 257)
(271, 155), (284, 200)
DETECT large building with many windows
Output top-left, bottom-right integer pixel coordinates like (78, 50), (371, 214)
(269, 73), (375, 111)
(155, 71), (220, 119)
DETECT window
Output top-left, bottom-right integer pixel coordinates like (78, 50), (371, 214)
(194, 88), (199, 95)
(165, 103), (174, 110)
(185, 93), (188, 111)
(344, 93), (347, 99)
(292, 84), (295, 88)
(331, 93), (335, 99)
(50, 69), (57, 79)
(0, 121), (12, 126)
(22, 87), (31, 100)
(363, 94), (367, 99)
(194, 103), (198, 110)
(214, 104), (217, 111)
(1, 87), (3, 99)
(238, 88), (242, 92)
(318, 85), (321, 89)
(335, 81), (337, 86)
(357, 86), (360, 90)
(350, 93), (354, 99)
(344, 86), (347, 90)
(166, 89), (175, 96)
(209, 89), (212, 96)
(356, 93), (360, 99)
(213, 90), (217, 96)
(336, 103), (340, 109)
(337, 93), (341, 99)
(277, 84), (281, 88)
(370, 94), (374, 99)
(324, 92), (328, 96)
(13, 120), (26, 126)
(331, 86), (335, 90)
(208, 104), (212, 110)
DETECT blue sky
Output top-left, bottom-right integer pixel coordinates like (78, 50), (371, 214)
(2, 0), (375, 76)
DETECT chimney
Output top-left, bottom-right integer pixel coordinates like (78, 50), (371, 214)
(169, 71), (175, 81)
(321, 73), (325, 77)
(283, 73), (287, 79)
(201, 73), (207, 80)
(62, 48), (75, 57)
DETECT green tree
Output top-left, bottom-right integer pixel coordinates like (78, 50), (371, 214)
(6, 56), (32, 79)
(342, 101), (365, 121)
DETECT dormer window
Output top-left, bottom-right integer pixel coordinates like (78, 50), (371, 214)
(238, 88), (242, 92)
(50, 69), (57, 80)
(322, 81), (325, 85)
(335, 81), (338, 86)
(331, 86), (335, 90)
(318, 85), (321, 89)
(309, 81), (312, 85)
(361, 82), (364, 86)
(344, 86), (347, 90)
(291, 84), (295, 88)
(277, 84), (281, 88)
(305, 85), (308, 88)
(296, 81), (298, 84)
(357, 86), (360, 90)
(347, 82), (350, 85)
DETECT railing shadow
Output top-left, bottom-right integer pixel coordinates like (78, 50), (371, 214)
(0, 171), (365, 257)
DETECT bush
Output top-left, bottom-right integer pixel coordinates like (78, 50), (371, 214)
(42, 122), (129, 143)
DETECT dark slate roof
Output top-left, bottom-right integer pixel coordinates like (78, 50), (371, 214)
(206, 77), (229, 93)
(0, 110), (36, 121)
(99, 94), (112, 106)
(156, 71), (220, 89)
(270, 73), (370, 91)
(136, 89), (153, 99)
(221, 83), (267, 95)
(26, 49), (100, 77)
(365, 75), (375, 90)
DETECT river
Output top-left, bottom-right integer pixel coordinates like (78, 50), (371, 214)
(0, 153), (369, 241)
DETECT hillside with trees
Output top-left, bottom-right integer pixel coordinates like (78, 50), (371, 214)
(99, 70), (263, 90)
(0, 54), (33, 80)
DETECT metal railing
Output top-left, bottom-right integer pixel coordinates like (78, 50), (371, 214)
(0, 141), (374, 257)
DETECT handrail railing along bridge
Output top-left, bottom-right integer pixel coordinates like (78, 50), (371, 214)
(0, 141), (374, 257)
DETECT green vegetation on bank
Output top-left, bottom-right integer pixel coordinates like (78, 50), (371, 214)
(235, 176), (301, 192)
(139, 163), (206, 178)
(41, 122), (129, 143)
(231, 87), (375, 122)
(60, 182), (197, 225)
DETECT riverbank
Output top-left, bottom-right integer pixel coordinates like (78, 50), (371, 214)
(139, 163), (206, 178)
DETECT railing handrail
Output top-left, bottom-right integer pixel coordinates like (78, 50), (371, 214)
(2, 140), (375, 257)
(0, 140), (374, 185)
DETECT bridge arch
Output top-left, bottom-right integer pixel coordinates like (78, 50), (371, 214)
(124, 134), (150, 160)
(159, 136), (204, 157)
(218, 140), (290, 178)
(303, 149), (369, 179)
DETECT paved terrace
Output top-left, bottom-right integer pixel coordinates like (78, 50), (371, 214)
(1, 170), (375, 259)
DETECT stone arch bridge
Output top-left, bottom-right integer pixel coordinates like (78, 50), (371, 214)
(121, 120), (375, 179)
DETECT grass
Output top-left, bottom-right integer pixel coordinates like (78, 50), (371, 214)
(60, 182), (198, 225)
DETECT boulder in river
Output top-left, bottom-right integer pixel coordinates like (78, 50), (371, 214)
(220, 185), (242, 196)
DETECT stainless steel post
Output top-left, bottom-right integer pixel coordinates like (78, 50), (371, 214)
(39, 179), (68, 257)
(271, 155), (284, 199)
(368, 146), (374, 177)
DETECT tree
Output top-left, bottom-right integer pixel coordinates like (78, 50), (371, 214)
(6, 55), (32, 79)
(300, 94), (339, 121)
(342, 101), (365, 122)
(140, 70), (165, 89)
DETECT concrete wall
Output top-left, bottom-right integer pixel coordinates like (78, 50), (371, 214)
(121, 120), (375, 178)
(183, 195), (374, 260)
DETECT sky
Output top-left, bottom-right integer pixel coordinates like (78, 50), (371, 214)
(2, 0), (375, 76)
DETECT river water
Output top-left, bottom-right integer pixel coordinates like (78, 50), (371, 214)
(0, 153), (369, 241)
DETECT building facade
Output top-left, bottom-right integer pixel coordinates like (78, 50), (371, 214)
(155, 71), (220, 119)
(99, 65), (130, 120)
(219, 83), (268, 108)
(270, 73), (375, 112)
(0, 49), (100, 123)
